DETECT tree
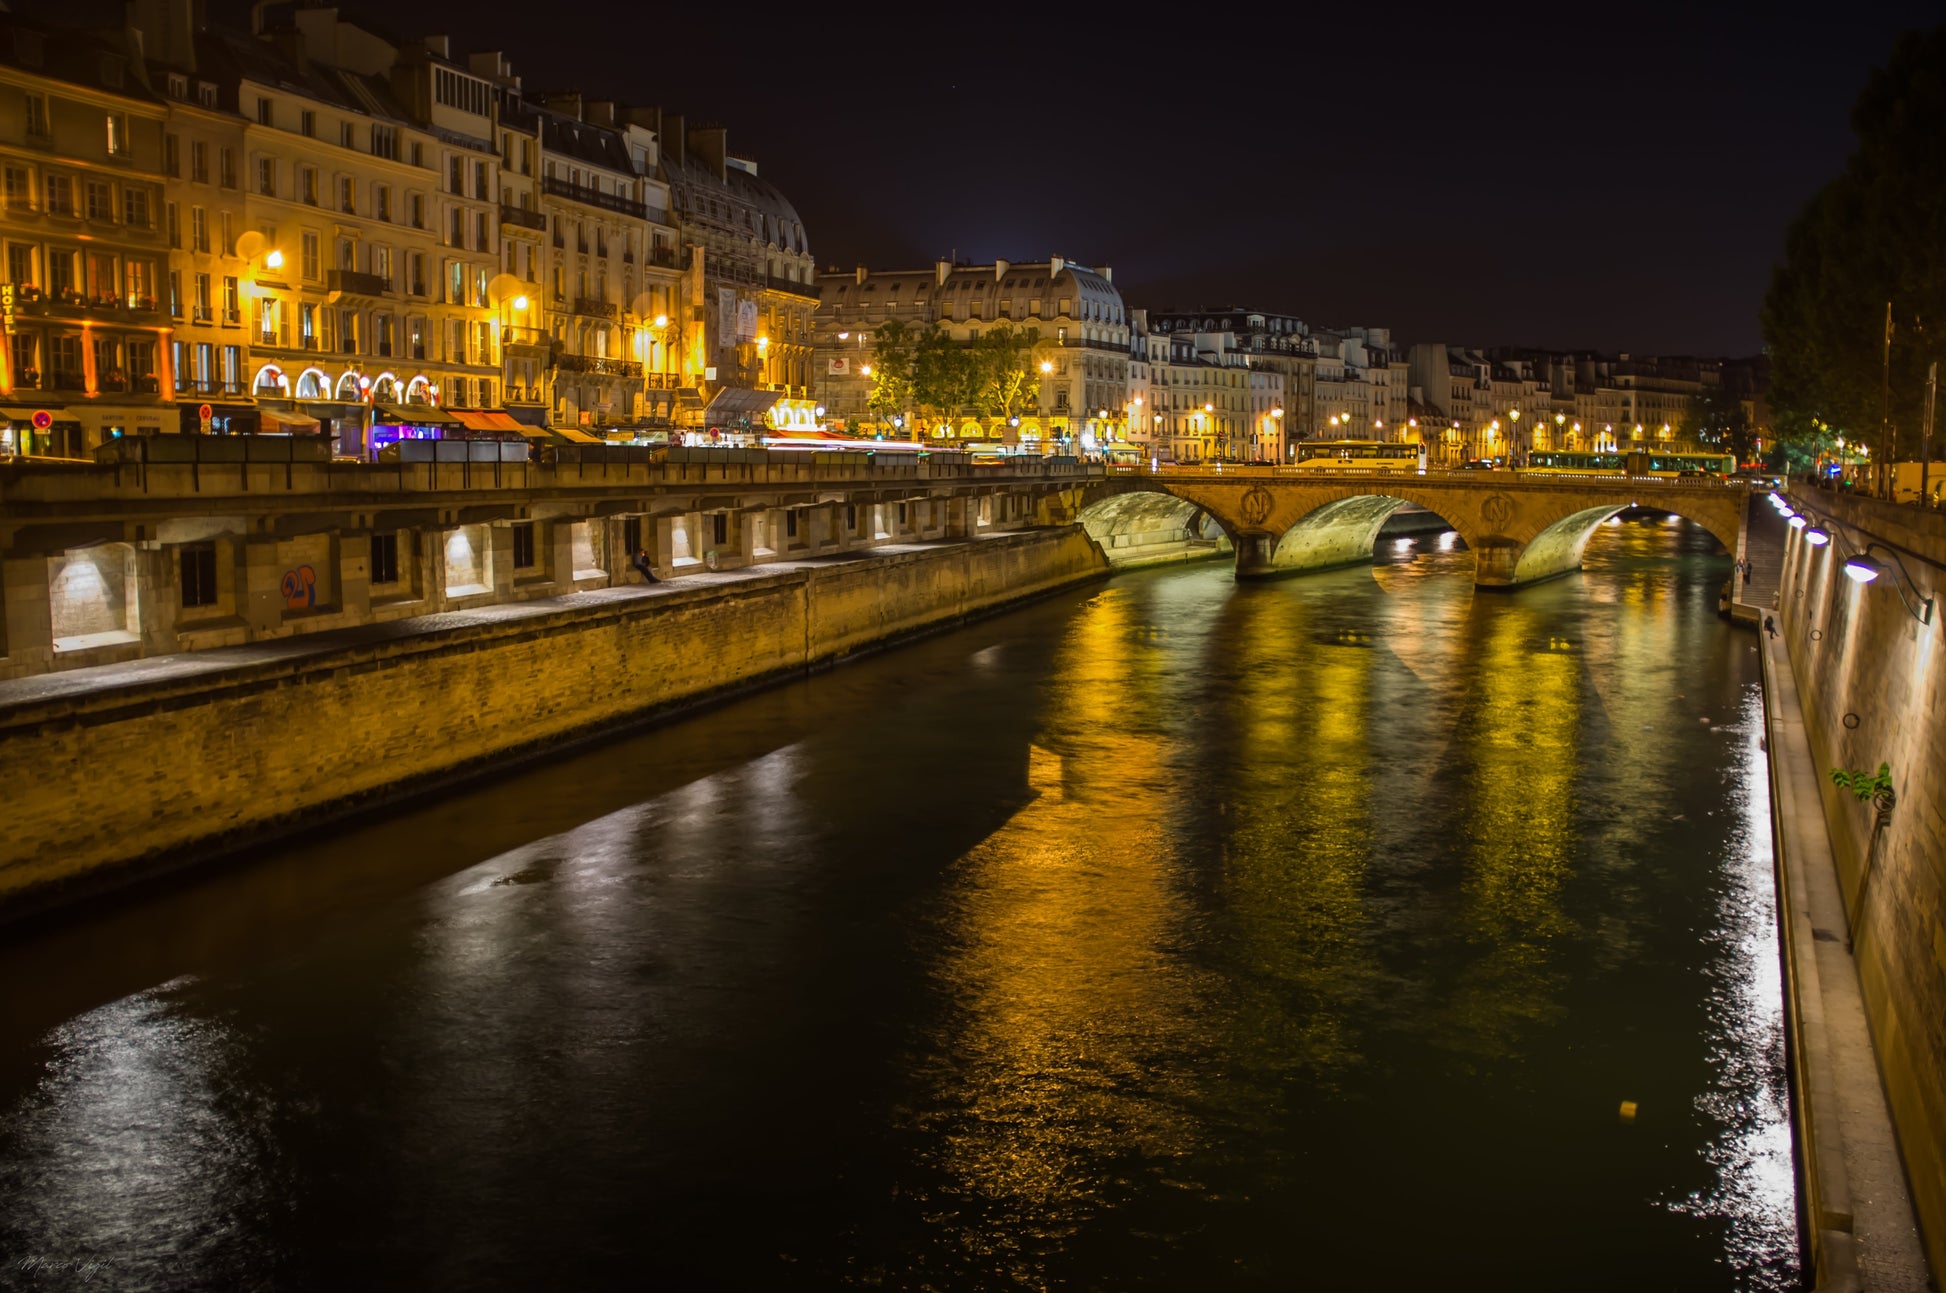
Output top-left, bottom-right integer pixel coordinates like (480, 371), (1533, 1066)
(866, 320), (917, 430)
(972, 324), (1042, 420)
(1680, 385), (1757, 462)
(1762, 26), (1946, 471)
(911, 324), (974, 427)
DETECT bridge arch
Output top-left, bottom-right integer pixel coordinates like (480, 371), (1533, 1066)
(1506, 498), (1739, 586)
(1076, 489), (1231, 568)
(1265, 493), (1474, 578)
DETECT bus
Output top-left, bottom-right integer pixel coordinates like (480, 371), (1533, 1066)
(1292, 439), (1426, 473)
(1525, 450), (1734, 478)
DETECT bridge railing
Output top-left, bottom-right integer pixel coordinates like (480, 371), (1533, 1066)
(1107, 464), (1754, 490)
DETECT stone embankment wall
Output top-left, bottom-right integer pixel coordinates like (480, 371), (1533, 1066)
(0, 529), (1109, 915)
(1779, 489), (1945, 1279)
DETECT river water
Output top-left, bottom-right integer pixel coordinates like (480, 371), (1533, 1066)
(0, 517), (1795, 1291)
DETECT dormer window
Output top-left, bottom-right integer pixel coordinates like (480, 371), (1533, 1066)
(167, 73), (187, 100)
(197, 83), (217, 109)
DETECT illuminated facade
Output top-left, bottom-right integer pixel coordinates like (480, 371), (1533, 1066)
(814, 256), (1130, 449)
(0, 16), (173, 456)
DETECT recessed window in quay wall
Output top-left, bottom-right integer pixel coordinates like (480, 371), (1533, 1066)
(443, 526), (491, 598)
(49, 543), (139, 653)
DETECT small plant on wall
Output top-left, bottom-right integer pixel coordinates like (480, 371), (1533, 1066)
(1830, 762), (1896, 822)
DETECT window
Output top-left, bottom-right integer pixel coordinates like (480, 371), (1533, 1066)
(370, 124), (398, 160)
(407, 251), (425, 296)
(222, 275), (239, 323)
(220, 211), (233, 256)
(7, 244), (36, 288)
(25, 93), (49, 139)
(2, 166), (29, 210)
(84, 180), (114, 221)
(370, 532), (400, 585)
(122, 187), (150, 228)
(190, 205), (208, 252)
(256, 97), (272, 126)
(193, 272), (211, 321)
(511, 522), (536, 569)
(301, 231), (320, 281)
(339, 121), (354, 149)
(339, 176), (355, 214)
(190, 141), (208, 183)
(474, 160), (488, 200)
(447, 207), (464, 247)
(408, 192), (424, 229)
(299, 166), (317, 206)
(785, 510), (798, 539)
(299, 302), (315, 348)
(197, 84), (216, 109)
(447, 259), (463, 304)
(474, 210), (487, 252)
(374, 184), (390, 222)
(125, 259), (153, 307)
(168, 268), (180, 317)
(218, 147), (236, 189)
(180, 544), (218, 607)
(448, 156), (464, 194)
(622, 517), (641, 556)
(300, 109), (315, 138)
(44, 174), (73, 216)
(256, 157), (275, 197)
(221, 344), (241, 391)
(711, 514), (727, 545)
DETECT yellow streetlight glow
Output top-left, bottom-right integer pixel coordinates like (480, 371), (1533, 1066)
(1204, 403), (1214, 412)
(860, 364), (873, 377)
(1040, 360), (1053, 374)
(654, 314), (669, 328)
(265, 249), (285, 269)
(512, 295), (528, 311)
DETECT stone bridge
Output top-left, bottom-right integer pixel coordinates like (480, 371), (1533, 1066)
(1059, 467), (1750, 588)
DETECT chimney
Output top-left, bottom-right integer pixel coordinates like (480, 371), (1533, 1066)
(585, 100), (617, 128)
(542, 92), (584, 121)
(936, 259), (951, 287)
(1097, 265), (1112, 283)
(687, 125), (727, 180)
(856, 266), (867, 285)
(994, 258), (1009, 281)
(130, 0), (204, 69)
(1050, 256), (1064, 277)
(424, 34), (450, 58)
(663, 112), (684, 165)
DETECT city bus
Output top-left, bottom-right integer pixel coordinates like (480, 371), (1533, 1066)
(1292, 439), (1427, 473)
(1525, 450), (1734, 478)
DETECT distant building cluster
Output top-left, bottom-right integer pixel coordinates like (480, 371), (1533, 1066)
(0, 0), (1762, 464)
(815, 261), (1768, 465)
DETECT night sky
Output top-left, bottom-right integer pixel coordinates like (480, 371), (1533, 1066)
(85, 2), (1946, 354)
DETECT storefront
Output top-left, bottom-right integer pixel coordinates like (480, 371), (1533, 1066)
(0, 404), (85, 459)
(368, 404), (462, 456)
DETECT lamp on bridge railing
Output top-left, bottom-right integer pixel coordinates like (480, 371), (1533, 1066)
(1804, 524), (1830, 547)
(1789, 514), (1807, 530)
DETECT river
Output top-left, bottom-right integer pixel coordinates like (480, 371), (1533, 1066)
(0, 515), (1796, 1291)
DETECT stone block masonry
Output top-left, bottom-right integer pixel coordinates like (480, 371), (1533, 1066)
(0, 528), (1110, 917)
(1778, 488), (1946, 1286)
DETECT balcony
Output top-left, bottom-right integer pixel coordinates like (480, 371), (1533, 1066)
(542, 174), (647, 219)
(555, 353), (641, 378)
(766, 275), (818, 300)
(572, 297), (618, 320)
(499, 203), (546, 231)
(649, 245), (679, 269)
(328, 268), (392, 297)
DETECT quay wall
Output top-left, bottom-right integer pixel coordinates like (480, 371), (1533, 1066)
(1780, 489), (1946, 1280)
(0, 528), (1110, 916)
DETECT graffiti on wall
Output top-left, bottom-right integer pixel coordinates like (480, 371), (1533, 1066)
(280, 564), (317, 609)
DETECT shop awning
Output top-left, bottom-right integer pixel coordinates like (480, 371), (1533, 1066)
(702, 387), (782, 422)
(259, 408), (322, 433)
(446, 409), (529, 433)
(374, 403), (460, 427)
(0, 405), (60, 424)
(552, 426), (604, 443)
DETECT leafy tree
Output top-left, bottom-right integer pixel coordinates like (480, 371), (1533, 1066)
(866, 320), (917, 430)
(972, 324), (1042, 420)
(1762, 26), (1946, 468)
(912, 324), (975, 425)
(1680, 385), (1758, 462)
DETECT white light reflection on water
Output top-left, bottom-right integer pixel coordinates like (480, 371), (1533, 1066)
(1665, 684), (1797, 1289)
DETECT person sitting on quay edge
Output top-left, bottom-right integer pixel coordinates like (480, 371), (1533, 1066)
(632, 549), (660, 584)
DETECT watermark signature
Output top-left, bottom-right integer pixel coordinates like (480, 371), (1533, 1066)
(5, 1254), (117, 1284)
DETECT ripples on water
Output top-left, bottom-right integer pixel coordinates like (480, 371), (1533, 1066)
(0, 516), (1795, 1291)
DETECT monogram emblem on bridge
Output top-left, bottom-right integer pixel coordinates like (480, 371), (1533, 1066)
(1240, 486), (1275, 527)
(1479, 493), (1515, 528)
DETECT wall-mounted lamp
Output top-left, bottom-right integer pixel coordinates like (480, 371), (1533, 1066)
(1789, 515), (1807, 530)
(1804, 525), (1830, 547)
(1841, 543), (1935, 623)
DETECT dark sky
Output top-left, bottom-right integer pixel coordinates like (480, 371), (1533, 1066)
(155, 2), (1946, 352)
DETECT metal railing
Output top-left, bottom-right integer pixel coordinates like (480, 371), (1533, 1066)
(542, 175), (647, 219)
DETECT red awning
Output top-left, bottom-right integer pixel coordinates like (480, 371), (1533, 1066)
(445, 409), (528, 433)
